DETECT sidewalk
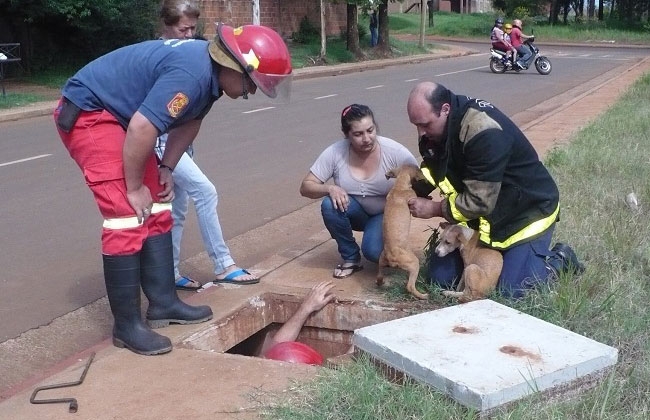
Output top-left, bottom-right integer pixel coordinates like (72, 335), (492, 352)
(1, 45), (649, 419)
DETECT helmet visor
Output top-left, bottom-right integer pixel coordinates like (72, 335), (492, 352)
(250, 71), (292, 103)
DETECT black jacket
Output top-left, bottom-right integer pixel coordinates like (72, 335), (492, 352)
(417, 92), (559, 247)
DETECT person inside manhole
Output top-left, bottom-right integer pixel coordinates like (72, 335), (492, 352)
(406, 82), (586, 299)
(261, 281), (336, 365)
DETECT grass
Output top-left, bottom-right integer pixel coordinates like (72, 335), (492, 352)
(391, 11), (650, 44)
(260, 71), (650, 420)
(0, 92), (46, 109)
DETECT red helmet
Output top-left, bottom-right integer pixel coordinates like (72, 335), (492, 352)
(263, 341), (324, 365)
(214, 23), (292, 100)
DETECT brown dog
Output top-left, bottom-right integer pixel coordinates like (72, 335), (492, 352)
(434, 222), (503, 303)
(377, 164), (428, 299)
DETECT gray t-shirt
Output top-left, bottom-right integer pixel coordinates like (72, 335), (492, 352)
(309, 136), (418, 215)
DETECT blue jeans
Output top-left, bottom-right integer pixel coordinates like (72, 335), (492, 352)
(156, 136), (234, 278)
(516, 45), (532, 66)
(370, 28), (378, 47)
(320, 196), (383, 264)
(428, 225), (556, 298)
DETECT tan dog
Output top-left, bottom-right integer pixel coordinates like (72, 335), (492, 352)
(434, 222), (503, 303)
(377, 164), (428, 299)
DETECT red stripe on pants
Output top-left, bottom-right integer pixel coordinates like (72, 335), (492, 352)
(54, 99), (172, 255)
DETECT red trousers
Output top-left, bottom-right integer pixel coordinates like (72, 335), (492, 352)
(54, 99), (172, 255)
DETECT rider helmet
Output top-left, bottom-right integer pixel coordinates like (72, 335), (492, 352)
(208, 23), (293, 100)
(504, 23), (512, 33)
(495, 17), (504, 25)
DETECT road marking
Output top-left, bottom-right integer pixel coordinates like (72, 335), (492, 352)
(554, 56), (630, 61)
(405, 78), (420, 82)
(314, 94), (338, 100)
(435, 66), (485, 76)
(366, 85), (384, 89)
(242, 107), (275, 114)
(0, 154), (51, 167)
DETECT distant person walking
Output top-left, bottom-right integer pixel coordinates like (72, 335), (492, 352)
(369, 9), (378, 47)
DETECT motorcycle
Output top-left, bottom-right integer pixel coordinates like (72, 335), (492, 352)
(489, 37), (552, 75)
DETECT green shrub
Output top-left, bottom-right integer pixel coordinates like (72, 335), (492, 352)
(292, 16), (319, 44)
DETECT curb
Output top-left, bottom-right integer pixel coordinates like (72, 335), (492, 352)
(0, 45), (473, 124)
(0, 100), (59, 123)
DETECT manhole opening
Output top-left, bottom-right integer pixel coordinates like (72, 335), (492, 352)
(227, 323), (353, 361)
(183, 292), (426, 363)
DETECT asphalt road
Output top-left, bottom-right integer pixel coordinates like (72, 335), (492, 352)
(0, 43), (645, 343)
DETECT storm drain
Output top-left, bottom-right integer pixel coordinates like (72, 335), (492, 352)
(180, 292), (422, 363)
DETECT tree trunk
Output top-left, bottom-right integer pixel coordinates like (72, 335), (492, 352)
(346, 3), (362, 58)
(598, 0), (604, 20)
(419, 0), (425, 48)
(319, 0), (326, 58)
(377, 1), (390, 55)
(548, 0), (559, 24)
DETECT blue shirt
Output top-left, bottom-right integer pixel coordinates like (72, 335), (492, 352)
(62, 39), (220, 134)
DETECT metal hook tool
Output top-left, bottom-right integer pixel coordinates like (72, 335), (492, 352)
(29, 352), (95, 413)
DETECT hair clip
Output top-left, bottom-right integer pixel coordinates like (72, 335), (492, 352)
(342, 105), (353, 117)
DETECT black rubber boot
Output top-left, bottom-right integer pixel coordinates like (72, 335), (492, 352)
(546, 242), (586, 277)
(140, 232), (213, 329)
(103, 254), (172, 355)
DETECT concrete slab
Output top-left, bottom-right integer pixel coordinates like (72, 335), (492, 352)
(353, 299), (619, 412)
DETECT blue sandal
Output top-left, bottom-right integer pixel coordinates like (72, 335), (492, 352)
(213, 268), (260, 285)
(175, 276), (202, 291)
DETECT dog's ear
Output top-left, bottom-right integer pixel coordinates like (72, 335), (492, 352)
(439, 221), (451, 230)
(407, 165), (425, 181)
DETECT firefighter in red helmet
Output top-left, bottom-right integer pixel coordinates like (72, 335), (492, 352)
(209, 23), (293, 100)
(54, 24), (292, 356)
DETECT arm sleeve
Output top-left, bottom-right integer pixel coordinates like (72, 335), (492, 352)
(138, 69), (201, 134)
(453, 110), (512, 220)
(309, 144), (337, 183)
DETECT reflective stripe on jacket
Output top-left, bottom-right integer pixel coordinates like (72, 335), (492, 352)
(421, 167), (558, 249)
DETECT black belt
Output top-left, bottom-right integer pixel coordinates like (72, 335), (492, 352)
(56, 97), (82, 133)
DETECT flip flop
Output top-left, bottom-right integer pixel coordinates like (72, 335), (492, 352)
(175, 276), (202, 291)
(213, 268), (260, 285)
(333, 263), (363, 279)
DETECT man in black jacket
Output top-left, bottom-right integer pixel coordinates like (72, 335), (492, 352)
(406, 82), (584, 298)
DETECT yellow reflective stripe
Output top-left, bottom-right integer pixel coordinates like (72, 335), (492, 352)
(488, 204), (560, 249)
(421, 167), (436, 186)
(423, 166), (559, 249)
(447, 191), (470, 222)
(478, 219), (492, 244)
(421, 168), (469, 222)
(102, 203), (172, 230)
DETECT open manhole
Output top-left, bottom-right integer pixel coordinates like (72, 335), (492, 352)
(180, 291), (428, 364)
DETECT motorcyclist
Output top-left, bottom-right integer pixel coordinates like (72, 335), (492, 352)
(490, 17), (515, 67)
(504, 23), (517, 65)
(511, 19), (534, 69)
